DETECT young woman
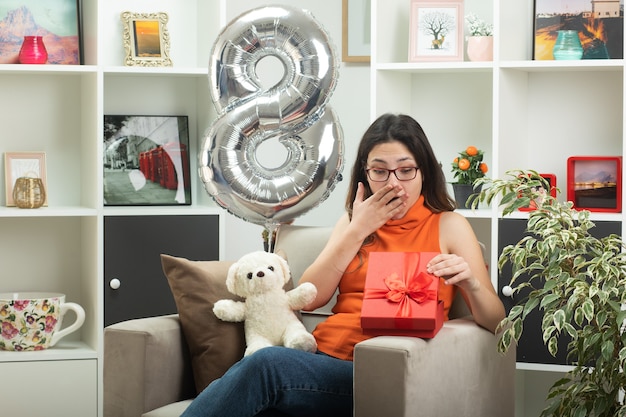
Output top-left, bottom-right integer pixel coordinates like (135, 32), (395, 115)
(181, 113), (505, 417)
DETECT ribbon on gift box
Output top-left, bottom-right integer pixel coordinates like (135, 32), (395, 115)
(363, 253), (437, 320)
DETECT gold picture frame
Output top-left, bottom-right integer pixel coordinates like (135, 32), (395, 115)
(342, 0), (371, 63)
(4, 152), (48, 207)
(121, 11), (172, 67)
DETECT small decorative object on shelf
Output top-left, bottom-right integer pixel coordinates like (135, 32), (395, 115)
(4, 151), (47, 207)
(121, 11), (172, 67)
(13, 176), (46, 208)
(451, 145), (488, 208)
(0, 292), (85, 351)
(18, 36), (48, 64)
(465, 13), (493, 62)
(552, 30), (583, 60)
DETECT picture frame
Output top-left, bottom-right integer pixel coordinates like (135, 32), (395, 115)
(409, 0), (464, 62)
(533, 0), (624, 60)
(567, 156), (622, 213)
(0, 0), (82, 64)
(121, 11), (172, 67)
(518, 173), (557, 212)
(103, 116), (191, 206)
(342, 0), (371, 63)
(4, 152), (48, 207)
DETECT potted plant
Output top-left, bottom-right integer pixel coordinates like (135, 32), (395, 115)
(470, 170), (626, 417)
(465, 13), (494, 61)
(450, 145), (488, 208)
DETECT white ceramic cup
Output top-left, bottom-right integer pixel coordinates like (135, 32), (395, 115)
(0, 292), (85, 351)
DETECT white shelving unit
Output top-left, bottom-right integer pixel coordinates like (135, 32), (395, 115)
(371, 0), (623, 415)
(0, 1), (226, 416)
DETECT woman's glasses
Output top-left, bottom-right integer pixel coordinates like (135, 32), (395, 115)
(365, 167), (419, 182)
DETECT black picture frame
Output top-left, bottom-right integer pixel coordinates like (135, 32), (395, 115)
(0, 0), (83, 64)
(103, 115), (191, 206)
(533, 0), (623, 60)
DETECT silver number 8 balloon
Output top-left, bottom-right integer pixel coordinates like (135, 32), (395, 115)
(199, 5), (344, 230)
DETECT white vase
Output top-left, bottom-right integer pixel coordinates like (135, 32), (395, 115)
(467, 36), (493, 62)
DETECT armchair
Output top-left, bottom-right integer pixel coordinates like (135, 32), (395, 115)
(104, 225), (515, 417)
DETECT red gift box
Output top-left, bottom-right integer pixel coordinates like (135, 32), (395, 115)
(361, 252), (444, 338)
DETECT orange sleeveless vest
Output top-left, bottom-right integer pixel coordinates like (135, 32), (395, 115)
(313, 196), (456, 360)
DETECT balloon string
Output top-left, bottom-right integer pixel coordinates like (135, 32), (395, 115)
(265, 223), (278, 253)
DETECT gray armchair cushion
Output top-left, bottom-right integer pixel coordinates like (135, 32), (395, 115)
(104, 315), (195, 417)
(354, 318), (515, 417)
(161, 254), (244, 394)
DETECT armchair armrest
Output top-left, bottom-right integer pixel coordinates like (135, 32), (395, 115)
(104, 314), (195, 417)
(353, 318), (515, 417)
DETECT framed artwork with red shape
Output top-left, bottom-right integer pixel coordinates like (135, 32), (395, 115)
(0, 0), (82, 64)
(567, 156), (622, 213)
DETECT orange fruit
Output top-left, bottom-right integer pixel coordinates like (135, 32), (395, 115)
(453, 157), (459, 164)
(466, 146), (478, 156)
(479, 162), (488, 173)
(458, 158), (470, 170)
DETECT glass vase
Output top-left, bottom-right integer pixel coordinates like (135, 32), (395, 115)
(552, 30), (583, 60)
(18, 36), (48, 64)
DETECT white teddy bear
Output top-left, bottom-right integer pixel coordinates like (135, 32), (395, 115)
(213, 251), (318, 356)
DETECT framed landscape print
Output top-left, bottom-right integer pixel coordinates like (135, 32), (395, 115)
(121, 11), (172, 67)
(0, 0), (82, 64)
(103, 115), (191, 206)
(567, 156), (621, 213)
(409, 0), (464, 62)
(533, 0), (623, 60)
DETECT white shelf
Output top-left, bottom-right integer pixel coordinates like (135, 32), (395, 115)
(0, 1), (226, 415)
(516, 362), (574, 373)
(0, 341), (97, 363)
(101, 66), (209, 77)
(375, 61), (494, 72)
(499, 59), (625, 72)
(0, 206), (97, 217)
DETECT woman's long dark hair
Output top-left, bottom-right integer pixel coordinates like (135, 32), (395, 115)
(345, 113), (455, 217)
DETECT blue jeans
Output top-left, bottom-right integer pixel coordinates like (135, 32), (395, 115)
(180, 346), (353, 417)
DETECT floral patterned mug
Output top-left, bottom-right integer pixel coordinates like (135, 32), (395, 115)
(0, 292), (85, 351)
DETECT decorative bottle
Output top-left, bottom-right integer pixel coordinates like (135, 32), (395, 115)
(18, 36), (48, 64)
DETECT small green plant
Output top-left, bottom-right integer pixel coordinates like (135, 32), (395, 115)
(451, 145), (488, 185)
(465, 13), (493, 37)
(470, 170), (626, 417)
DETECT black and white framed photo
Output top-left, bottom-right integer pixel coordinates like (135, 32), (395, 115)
(103, 115), (191, 206)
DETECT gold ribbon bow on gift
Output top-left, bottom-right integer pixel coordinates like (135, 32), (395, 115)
(364, 253), (437, 320)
